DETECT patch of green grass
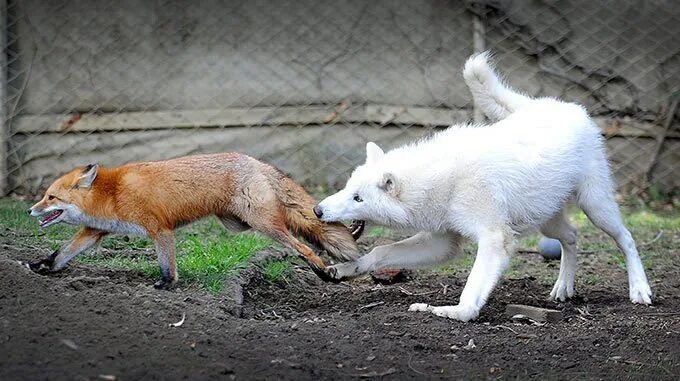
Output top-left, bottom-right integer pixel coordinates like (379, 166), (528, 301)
(584, 273), (603, 286)
(518, 233), (541, 249)
(78, 253), (160, 279)
(263, 259), (294, 283)
(76, 229), (272, 294)
(178, 233), (271, 293)
(434, 252), (475, 276)
(367, 226), (392, 239)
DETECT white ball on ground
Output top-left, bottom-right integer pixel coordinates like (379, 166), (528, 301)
(538, 237), (562, 260)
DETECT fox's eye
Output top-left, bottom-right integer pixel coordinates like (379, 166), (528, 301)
(353, 194), (363, 203)
(48, 195), (56, 200)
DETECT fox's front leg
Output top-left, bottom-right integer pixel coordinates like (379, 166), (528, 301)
(152, 229), (178, 290)
(26, 227), (107, 272)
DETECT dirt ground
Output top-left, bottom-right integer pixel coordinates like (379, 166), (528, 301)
(1, 228), (679, 380)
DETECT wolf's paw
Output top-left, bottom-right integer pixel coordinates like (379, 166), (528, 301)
(549, 279), (575, 302)
(629, 281), (652, 305)
(409, 303), (478, 322)
(325, 261), (361, 281)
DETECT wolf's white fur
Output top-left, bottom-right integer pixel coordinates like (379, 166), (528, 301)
(316, 52), (652, 321)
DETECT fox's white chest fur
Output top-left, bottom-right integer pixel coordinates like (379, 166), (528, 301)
(73, 212), (147, 236)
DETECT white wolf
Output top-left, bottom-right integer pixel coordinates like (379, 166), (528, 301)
(313, 52), (652, 322)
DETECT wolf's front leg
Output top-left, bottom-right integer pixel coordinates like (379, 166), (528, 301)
(153, 230), (178, 290)
(26, 227), (107, 272)
(326, 232), (463, 280)
(410, 228), (513, 322)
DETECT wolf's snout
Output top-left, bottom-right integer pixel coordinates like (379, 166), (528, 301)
(313, 205), (323, 218)
(27, 208), (32, 215)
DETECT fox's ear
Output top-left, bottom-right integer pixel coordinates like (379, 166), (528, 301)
(76, 164), (99, 189)
(379, 172), (398, 196)
(366, 142), (384, 164)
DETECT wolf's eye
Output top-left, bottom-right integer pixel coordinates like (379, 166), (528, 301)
(353, 194), (363, 203)
(48, 195), (56, 200)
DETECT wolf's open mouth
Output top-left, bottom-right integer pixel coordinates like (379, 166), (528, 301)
(39, 210), (63, 227)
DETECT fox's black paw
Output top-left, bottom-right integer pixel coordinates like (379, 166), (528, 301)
(22, 250), (58, 274)
(308, 264), (340, 284)
(153, 278), (176, 290)
(22, 258), (54, 274)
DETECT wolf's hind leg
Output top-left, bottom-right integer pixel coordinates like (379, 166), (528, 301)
(540, 209), (578, 301)
(578, 175), (652, 304)
(326, 232), (463, 280)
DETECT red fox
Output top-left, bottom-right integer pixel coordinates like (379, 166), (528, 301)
(26, 153), (364, 288)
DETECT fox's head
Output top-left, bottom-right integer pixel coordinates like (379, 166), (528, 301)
(29, 164), (99, 228)
(314, 142), (409, 227)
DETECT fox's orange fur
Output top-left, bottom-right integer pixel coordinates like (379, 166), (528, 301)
(28, 153), (361, 287)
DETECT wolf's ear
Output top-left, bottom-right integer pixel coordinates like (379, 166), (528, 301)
(366, 142), (384, 164)
(379, 172), (398, 196)
(77, 164), (99, 189)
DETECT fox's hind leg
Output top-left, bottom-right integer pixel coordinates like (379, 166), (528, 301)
(577, 174), (652, 304)
(218, 215), (251, 233)
(540, 209), (578, 301)
(243, 212), (331, 280)
(152, 229), (178, 290)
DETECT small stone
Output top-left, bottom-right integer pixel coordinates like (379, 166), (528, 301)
(538, 237), (562, 260)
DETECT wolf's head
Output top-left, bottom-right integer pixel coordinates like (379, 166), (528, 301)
(28, 164), (99, 228)
(314, 142), (409, 227)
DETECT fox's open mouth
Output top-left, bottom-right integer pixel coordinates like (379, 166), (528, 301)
(39, 210), (64, 227)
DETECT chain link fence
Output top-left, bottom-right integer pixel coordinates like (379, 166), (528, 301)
(1, 0), (678, 197)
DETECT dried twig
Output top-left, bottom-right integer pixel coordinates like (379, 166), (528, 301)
(642, 96), (679, 189)
(490, 325), (518, 335)
(355, 368), (397, 378)
(398, 286), (438, 297)
(407, 353), (427, 376)
(640, 312), (680, 316)
(169, 313), (186, 327)
(358, 301), (384, 311)
(640, 231), (663, 247)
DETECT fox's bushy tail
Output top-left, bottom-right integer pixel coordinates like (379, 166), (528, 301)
(284, 205), (361, 262)
(272, 172), (361, 262)
(463, 52), (533, 121)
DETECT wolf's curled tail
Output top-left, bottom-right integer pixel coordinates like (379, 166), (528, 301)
(463, 52), (534, 121)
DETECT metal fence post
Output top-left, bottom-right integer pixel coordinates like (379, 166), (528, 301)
(472, 14), (486, 125)
(0, 0), (8, 196)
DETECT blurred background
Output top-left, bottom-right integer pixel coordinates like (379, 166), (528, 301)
(1, 0), (678, 199)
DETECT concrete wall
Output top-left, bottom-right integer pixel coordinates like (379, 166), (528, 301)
(12, 0), (472, 114)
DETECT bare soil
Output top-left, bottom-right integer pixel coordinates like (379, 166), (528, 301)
(1, 232), (679, 380)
